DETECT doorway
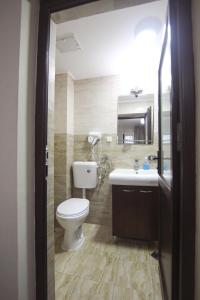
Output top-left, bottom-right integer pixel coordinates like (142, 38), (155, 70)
(35, 0), (196, 299)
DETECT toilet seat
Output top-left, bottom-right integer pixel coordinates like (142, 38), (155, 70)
(56, 198), (89, 218)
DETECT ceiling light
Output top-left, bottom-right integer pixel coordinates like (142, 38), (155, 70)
(134, 17), (162, 37)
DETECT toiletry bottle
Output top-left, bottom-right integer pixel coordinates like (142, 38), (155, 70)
(143, 156), (150, 170)
(134, 159), (140, 172)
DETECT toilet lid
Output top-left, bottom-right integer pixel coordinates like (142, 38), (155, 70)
(57, 198), (89, 217)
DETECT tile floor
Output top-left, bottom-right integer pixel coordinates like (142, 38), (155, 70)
(55, 223), (162, 300)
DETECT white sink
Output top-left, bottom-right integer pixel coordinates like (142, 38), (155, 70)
(109, 168), (158, 186)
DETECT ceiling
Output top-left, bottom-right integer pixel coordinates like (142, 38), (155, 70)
(55, 0), (167, 80)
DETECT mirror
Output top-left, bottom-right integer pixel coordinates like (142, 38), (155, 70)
(117, 94), (154, 144)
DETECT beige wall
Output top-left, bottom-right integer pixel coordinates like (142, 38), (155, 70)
(73, 75), (158, 225)
(17, 1), (39, 299)
(54, 74), (74, 222)
(55, 73), (74, 134)
(67, 74), (75, 135)
(192, 1), (200, 299)
(74, 75), (158, 136)
(74, 76), (119, 135)
(0, 0), (39, 299)
(55, 74), (68, 134)
(0, 1), (21, 297)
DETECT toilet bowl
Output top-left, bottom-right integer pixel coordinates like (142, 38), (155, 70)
(56, 198), (89, 251)
(56, 161), (97, 251)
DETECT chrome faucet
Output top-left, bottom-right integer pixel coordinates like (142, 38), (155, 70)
(134, 159), (140, 173)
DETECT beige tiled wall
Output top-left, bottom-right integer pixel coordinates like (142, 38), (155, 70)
(73, 75), (158, 225)
(74, 76), (119, 135)
(55, 73), (74, 135)
(66, 74), (75, 135)
(47, 20), (56, 300)
(54, 133), (74, 208)
(55, 74), (68, 134)
(54, 74), (158, 226)
(54, 74), (74, 223)
(74, 75), (158, 135)
(73, 134), (158, 225)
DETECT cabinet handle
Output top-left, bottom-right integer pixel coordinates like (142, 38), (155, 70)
(139, 190), (153, 193)
(122, 189), (136, 193)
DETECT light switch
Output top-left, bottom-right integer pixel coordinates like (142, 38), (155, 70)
(106, 136), (112, 143)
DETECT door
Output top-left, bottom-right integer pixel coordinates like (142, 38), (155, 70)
(158, 13), (179, 300)
(158, 2), (196, 299)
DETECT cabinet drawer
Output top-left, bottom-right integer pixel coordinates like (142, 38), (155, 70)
(113, 185), (157, 194)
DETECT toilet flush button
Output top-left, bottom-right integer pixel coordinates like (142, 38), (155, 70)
(87, 169), (91, 173)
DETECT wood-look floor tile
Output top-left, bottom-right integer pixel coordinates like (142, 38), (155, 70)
(55, 272), (98, 300)
(55, 223), (162, 300)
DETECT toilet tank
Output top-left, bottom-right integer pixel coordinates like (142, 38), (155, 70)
(73, 161), (98, 189)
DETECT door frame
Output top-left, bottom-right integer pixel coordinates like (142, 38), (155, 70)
(171, 1), (196, 299)
(35, 1), (196, 299)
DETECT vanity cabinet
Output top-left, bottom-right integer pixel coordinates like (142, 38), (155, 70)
(112, 185), (159, 241)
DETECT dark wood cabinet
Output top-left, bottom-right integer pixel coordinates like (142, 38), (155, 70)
(112, 185), (159, 241)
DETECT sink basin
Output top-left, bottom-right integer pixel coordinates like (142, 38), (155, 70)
(109, 168), (158, 186)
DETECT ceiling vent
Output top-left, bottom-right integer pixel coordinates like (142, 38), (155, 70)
(56, 34), (81, 53)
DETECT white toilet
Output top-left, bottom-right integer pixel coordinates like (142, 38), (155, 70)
(56, 161), (97, 251)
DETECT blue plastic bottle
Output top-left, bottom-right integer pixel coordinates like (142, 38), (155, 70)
(143, 156), (150, 170)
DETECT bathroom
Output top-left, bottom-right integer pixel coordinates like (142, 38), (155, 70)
(0, 0), (198, 298)
(47, 0), (168, 298)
